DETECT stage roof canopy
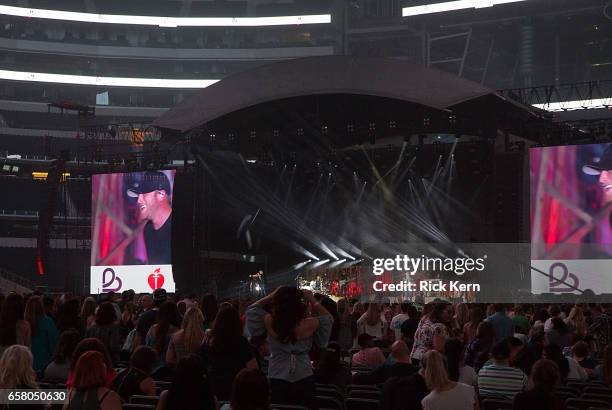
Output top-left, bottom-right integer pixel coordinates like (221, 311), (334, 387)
(153, 55), (533, 134)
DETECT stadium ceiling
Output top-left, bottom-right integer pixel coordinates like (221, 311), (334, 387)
(0, 5), (331, 27)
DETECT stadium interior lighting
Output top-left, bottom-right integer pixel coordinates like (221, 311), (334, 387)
(0, 69), (218, 89)
(0, 5), (331, 27)
(532, 98), (612, 112)
(402, 0), (529, 17)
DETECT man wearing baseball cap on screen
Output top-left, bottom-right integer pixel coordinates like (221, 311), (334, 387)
(584, 144), (612, 206)
(127, 171), (172, 265)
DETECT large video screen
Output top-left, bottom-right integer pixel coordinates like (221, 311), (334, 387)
(90, 170), (176, 294)
(530, 143), (612, 295)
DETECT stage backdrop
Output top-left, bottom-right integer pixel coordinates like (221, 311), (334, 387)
(90, 170), (176, 293)
(530, 143), (612, 297)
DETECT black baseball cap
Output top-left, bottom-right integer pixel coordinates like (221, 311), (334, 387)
(583, 145), (612, 176)
(126, 171), (171, 198)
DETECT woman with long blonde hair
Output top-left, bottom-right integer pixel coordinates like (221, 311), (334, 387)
(421, 350), (479, 410)
(565, 306), (587, 337)
(357, 303), (387, 340)
(0, 345), (38, 389)
(166, 307), (206, 366)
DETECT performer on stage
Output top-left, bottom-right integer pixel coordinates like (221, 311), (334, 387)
(249, 270), (266, 297)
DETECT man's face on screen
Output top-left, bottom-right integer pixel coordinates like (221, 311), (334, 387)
(599, 170), (612, 203)
(137, 191), (163, 221)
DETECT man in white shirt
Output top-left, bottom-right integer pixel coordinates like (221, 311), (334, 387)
(390, 303), (412, 341)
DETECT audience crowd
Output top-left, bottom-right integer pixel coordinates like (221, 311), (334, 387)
(0, 287), (612, 410)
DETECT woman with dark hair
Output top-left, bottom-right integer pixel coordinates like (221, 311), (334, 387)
(146, 301), (180, 367)
(0, 293), (31, 352)
(512, 359), (563, 410)
(66, 338), (116, 389)
(201, 294), (219, 330)
(314, 341), (351, 394)
(43, 329), (81, 382)
(462, 307), (484, 345)
(464, 321), (495, 373)
(25, 295), (59, 372)
(64, 351), (122, 410)
(444, 338), (477, 388)
(112, 346), (158, 401)
(230, 369), (270, 410)
(532, 308), (549, 329)
(57, 298), (84, 336)
(411, 302), (452, 367)
(86, 302), (121, 365)
(199, 303), (257, 400)
(544, 317), (573, 349)
(335, 298), (356, 352)
(542, 344), (569, 382)
(246, 287), (333, 410)
(156, 354), (216, 410)
(594, 344), (612, 384)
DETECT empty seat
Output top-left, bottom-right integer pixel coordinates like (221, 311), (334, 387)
(347, 385), (379, 392)
(345, 398), (380, 410)
(565, 398), (611, 410)
(481, 398), (513, 410)
(316, 395), (343, 410)
(348, 390), (381, 400)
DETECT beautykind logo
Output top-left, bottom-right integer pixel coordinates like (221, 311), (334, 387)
(372, 254), (487, 276)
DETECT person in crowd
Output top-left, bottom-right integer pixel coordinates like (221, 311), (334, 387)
(542, 344), (570, 382)
(43, 329), (81, 382)
(25, 295), (59, 372)
(453, 303), (470, 332)
(86, 302), (121, 365)
(80, 297), (97, 329)
(510, 336), (538, 376)
(543, 306), (563, 332)
(565, 343), (589, 381)
(314, 341), (351, 394)
(390, 303), (412, 342)
(119, 301), (137, 340)
(0, 292), (31, 353)
(565, 306), (587, 337)
(355, 340), (418, 386)
(57, 298), (84, 336)
(67, 338), (116, 389)
(357, 302), (387, 341)
(486, 304), (514, 342)
(201, 293), (219, 330)
(228, 369), (270, 410)
(464, 321), (495, 372)
(0, 345), (44, 410)
(545, 317), (573, 349)
(400, 304), (421, 344)
(145, 300), (181, 366)
(478, 340), (527, 400)
(570, 340), (597, 374)
(444, 338), (477, 388)
(532, 308), (549, 332)
(335, 298), (357, 352)
(593, 344), (612, 384)
(137, 289), (166, 346)
(43, 295), (57, 321)
(411, 302), (451, 367)
(64, 351), (122, 410)
(512, 359), (563, 410)
(588, 304), (612, 358)
(421, 350), (478, 410)
(156, 354), (217, 410)
(199, 302), (257, 400)
(167, 306), (206, 366)
(320, 296), (339, 343)
(351, 333), (386, 369)
(0, 346), (38, 389)
(512, 305), (530, 335)
(463, 307), (485, 345)
(246, 287), (332, 410)
(112, 346), (158, 402)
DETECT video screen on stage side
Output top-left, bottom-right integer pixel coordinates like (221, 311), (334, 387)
(530, 143), (612, 295)
(90, 170), (176, 294)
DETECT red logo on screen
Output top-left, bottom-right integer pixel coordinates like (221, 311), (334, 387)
(148, 268), (165, 290)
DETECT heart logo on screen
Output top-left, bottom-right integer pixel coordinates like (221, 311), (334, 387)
(148, 268), (164, 290)
(102, 268), (122, 293)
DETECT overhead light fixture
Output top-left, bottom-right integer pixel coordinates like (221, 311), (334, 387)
(532, 98), (612, 112)
(0, 5), (331, 27)
(402, 0), (529, 17)
(0, 69), (218, 89)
